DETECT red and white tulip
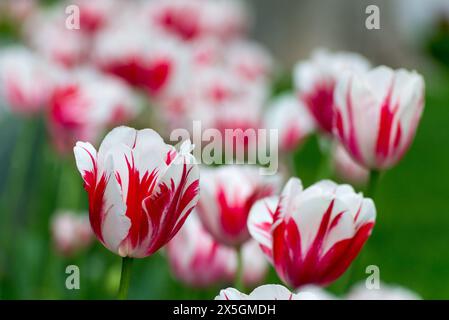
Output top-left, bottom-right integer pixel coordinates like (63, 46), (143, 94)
(24, 9), (89, 68)
(346, 281), (421, 300)
(240, 240), (269, 288)
(197, 165), (279, 247)
(0, 46), (60, 115)
(332, 143), (369, 186)
(166, 213), (236, 287)
(248, 178), (376, 288)
(166, 213), (268, 288)
(93, 19), (190, 97)
(51, 210), (93, 257)
(215, 284), (324, 300)
(294, 49), (370, 134)
(263, 93), (315, 152)
(333, 66), (425, 170)
(48, 69), (139, 153)
(71, 0), (123, 34)
(145, 0), (248, 42)
(74, 126), (200, 258)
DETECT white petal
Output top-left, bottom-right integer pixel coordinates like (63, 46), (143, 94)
(73, 141), (97, 183)
(247, 196), (279, 258)
(215, 288), (247, 300)
(249, 284), (297, 300)
(98, 126), (137, 161)
(101, 156), (131, 256)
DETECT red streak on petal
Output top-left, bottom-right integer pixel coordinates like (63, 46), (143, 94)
(80, 147), (106, 244)
(301, 80), (335, 134)
(143, 164), (199, 255)
(123, 153), (159, 249)
(218, 185), (273, 242)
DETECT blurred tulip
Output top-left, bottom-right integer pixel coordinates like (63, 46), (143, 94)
(263, 93), (315, 152)
(225, 40), (273, 83)
(167, 213), (268, 288)
(334, 66), (425, 170)
(346, 282), (421, 300)
(215, 284), (324, 300)
(71, 0), (123, 34)
(197, 165), (279, 247)
(93, 19), (190, 97)
(48, 69), (140, 153)
(248, 178), (376, 288)
(51, 210), (93, 257)
(24, 8), (89, 68)
(145, 0), (248, 42)
(294, 49), (370, 134)
(167, 214), (268, 288)
(0, 0), (37, 22)
(166, 214), (236, 287)
(332, 143), (369, 186)
(74, 126), (200, 258)
(240, 240), (268, 288)
(0, 46), (60, 115)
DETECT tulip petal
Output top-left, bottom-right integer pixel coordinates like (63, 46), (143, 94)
(247, 196), (279, 260)
(98, 126), (137, 160)
(139, 150), (200, 257)
(74, 141), (97, 185)
(100, 155), (131, 255)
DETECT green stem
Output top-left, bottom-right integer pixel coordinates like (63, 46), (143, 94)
(234, 248), (245, 292)
(366, 170), (382, 199)
(117, 257), (133, 300)
(315, 136), (333, 181)
(344, 170), (382, 292)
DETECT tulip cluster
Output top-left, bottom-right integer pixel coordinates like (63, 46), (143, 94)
(0, 0), (427, 300)
(294, 49), (425, 182)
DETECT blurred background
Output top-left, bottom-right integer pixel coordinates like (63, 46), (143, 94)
(0, 0), (449, 299)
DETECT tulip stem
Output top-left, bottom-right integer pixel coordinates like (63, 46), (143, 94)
(366, 170), (381, 199)
(344, 170), (382, 292)
(315, 136), (333, 180)
(234, 247), (245, 292)
(117, 257), (133, 300)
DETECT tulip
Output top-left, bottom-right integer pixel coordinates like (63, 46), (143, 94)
(200, 0), (249, 42)
(197, 165), (279, 247)
(333, 66), (425, 170)
(215, 284), (324, 300)
(49, 69), (139, 153)
(346, 281), (421, 300)
(166, 213), (268, 288)
(294, 49), (370, 134)
(226, 40), (273, 82)
(72, 0), (123, 34)
(263, 93), (315, 152)
(74, 126), (200, 258)
(248, 178), (376, 288)
(0, 46), (60, 115)
(240, 240), (268, 288)
(145, 0), (248, 42)
(24, 9), (89, 68)
(332, 143), (369, 187)
(51, 210), (93, 257)
(166, 213), (236, 287)
(93, 19), (189, 97)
